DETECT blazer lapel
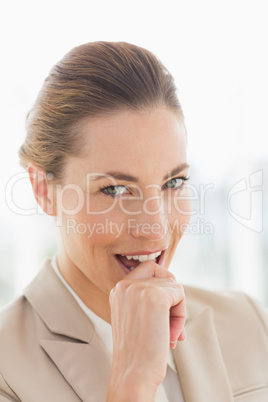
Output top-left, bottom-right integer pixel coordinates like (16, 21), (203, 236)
(172, 307), (233, 402)
(40, 335), (112, 402)
(24, 261), (112, 401)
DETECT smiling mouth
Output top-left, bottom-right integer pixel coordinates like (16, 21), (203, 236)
(115, 250), (165, 273)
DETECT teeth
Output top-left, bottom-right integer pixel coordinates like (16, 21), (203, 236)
(121, 251), (162, 263)
(138, 255), (148, 262)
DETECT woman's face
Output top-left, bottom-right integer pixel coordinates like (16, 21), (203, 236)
(57, 107), (191, 315)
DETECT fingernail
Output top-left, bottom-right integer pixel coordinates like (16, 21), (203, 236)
(170, 341), (177, 349)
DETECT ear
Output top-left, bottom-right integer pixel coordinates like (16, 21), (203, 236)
(28, 163), (57, 216)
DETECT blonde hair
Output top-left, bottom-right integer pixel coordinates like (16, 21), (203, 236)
(19, 41), (183, 180)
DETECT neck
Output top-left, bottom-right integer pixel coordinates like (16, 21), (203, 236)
(56, 249), (111, 324)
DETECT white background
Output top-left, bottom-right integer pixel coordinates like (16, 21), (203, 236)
(0, 0), (267, 305)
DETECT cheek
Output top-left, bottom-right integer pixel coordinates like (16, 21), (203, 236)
(62, 204), (127, 247)
(177, 195), (192, 224)
(164, 189), (192, 233)
(58, 190), (125, 244)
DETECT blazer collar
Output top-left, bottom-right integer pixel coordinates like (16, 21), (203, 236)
(172, 298), (233, 402)
(24, 260), (112, 401)
(24, 260), (95, 342)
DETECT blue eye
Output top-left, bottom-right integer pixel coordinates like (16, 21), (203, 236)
(164, 176), (189, 189)
(100, 185), (127, 197)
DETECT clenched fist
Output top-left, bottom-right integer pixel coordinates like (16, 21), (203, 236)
(107, 261), (186, 401)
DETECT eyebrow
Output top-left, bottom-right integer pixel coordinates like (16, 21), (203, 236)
(90, 163), (190, 183)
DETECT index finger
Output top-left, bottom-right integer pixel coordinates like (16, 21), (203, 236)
(126, 260), (176, 282)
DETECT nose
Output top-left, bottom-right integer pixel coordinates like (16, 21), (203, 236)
(128, 194), (167, 241)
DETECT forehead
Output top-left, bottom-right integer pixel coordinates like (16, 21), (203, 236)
(68, 108), (188, 182)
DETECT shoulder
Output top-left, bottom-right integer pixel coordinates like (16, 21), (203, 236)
(0, 296), (37, 399)
(184, 284), (268, 337)
(0, 296), (30, 336)
(0, 262), (59, 376)
(0, 294), (48, 359)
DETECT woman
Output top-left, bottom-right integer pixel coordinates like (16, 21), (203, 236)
(0, 42), (267, 402)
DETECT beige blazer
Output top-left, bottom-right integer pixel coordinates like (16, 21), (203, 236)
(0, 260), (268, 402)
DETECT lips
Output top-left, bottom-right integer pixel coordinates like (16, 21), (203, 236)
(115, 249), (166, 274)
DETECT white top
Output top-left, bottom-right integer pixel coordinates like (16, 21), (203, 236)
(51, 257), (185, 402)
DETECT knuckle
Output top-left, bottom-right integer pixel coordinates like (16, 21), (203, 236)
(174, 283), (185, 297)
(110, 280), (129, 301)
(142, 285), (165, 305)
(125, 281), (144, 296)
(177, 283), (185, 294)
(109, 287), (115, 304)
(114, 279), (145, 299)
(113, 279), (130, 294)
(167, 272), (177, 283)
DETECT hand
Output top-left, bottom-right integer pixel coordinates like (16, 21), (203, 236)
(107, 261), (186, 401)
